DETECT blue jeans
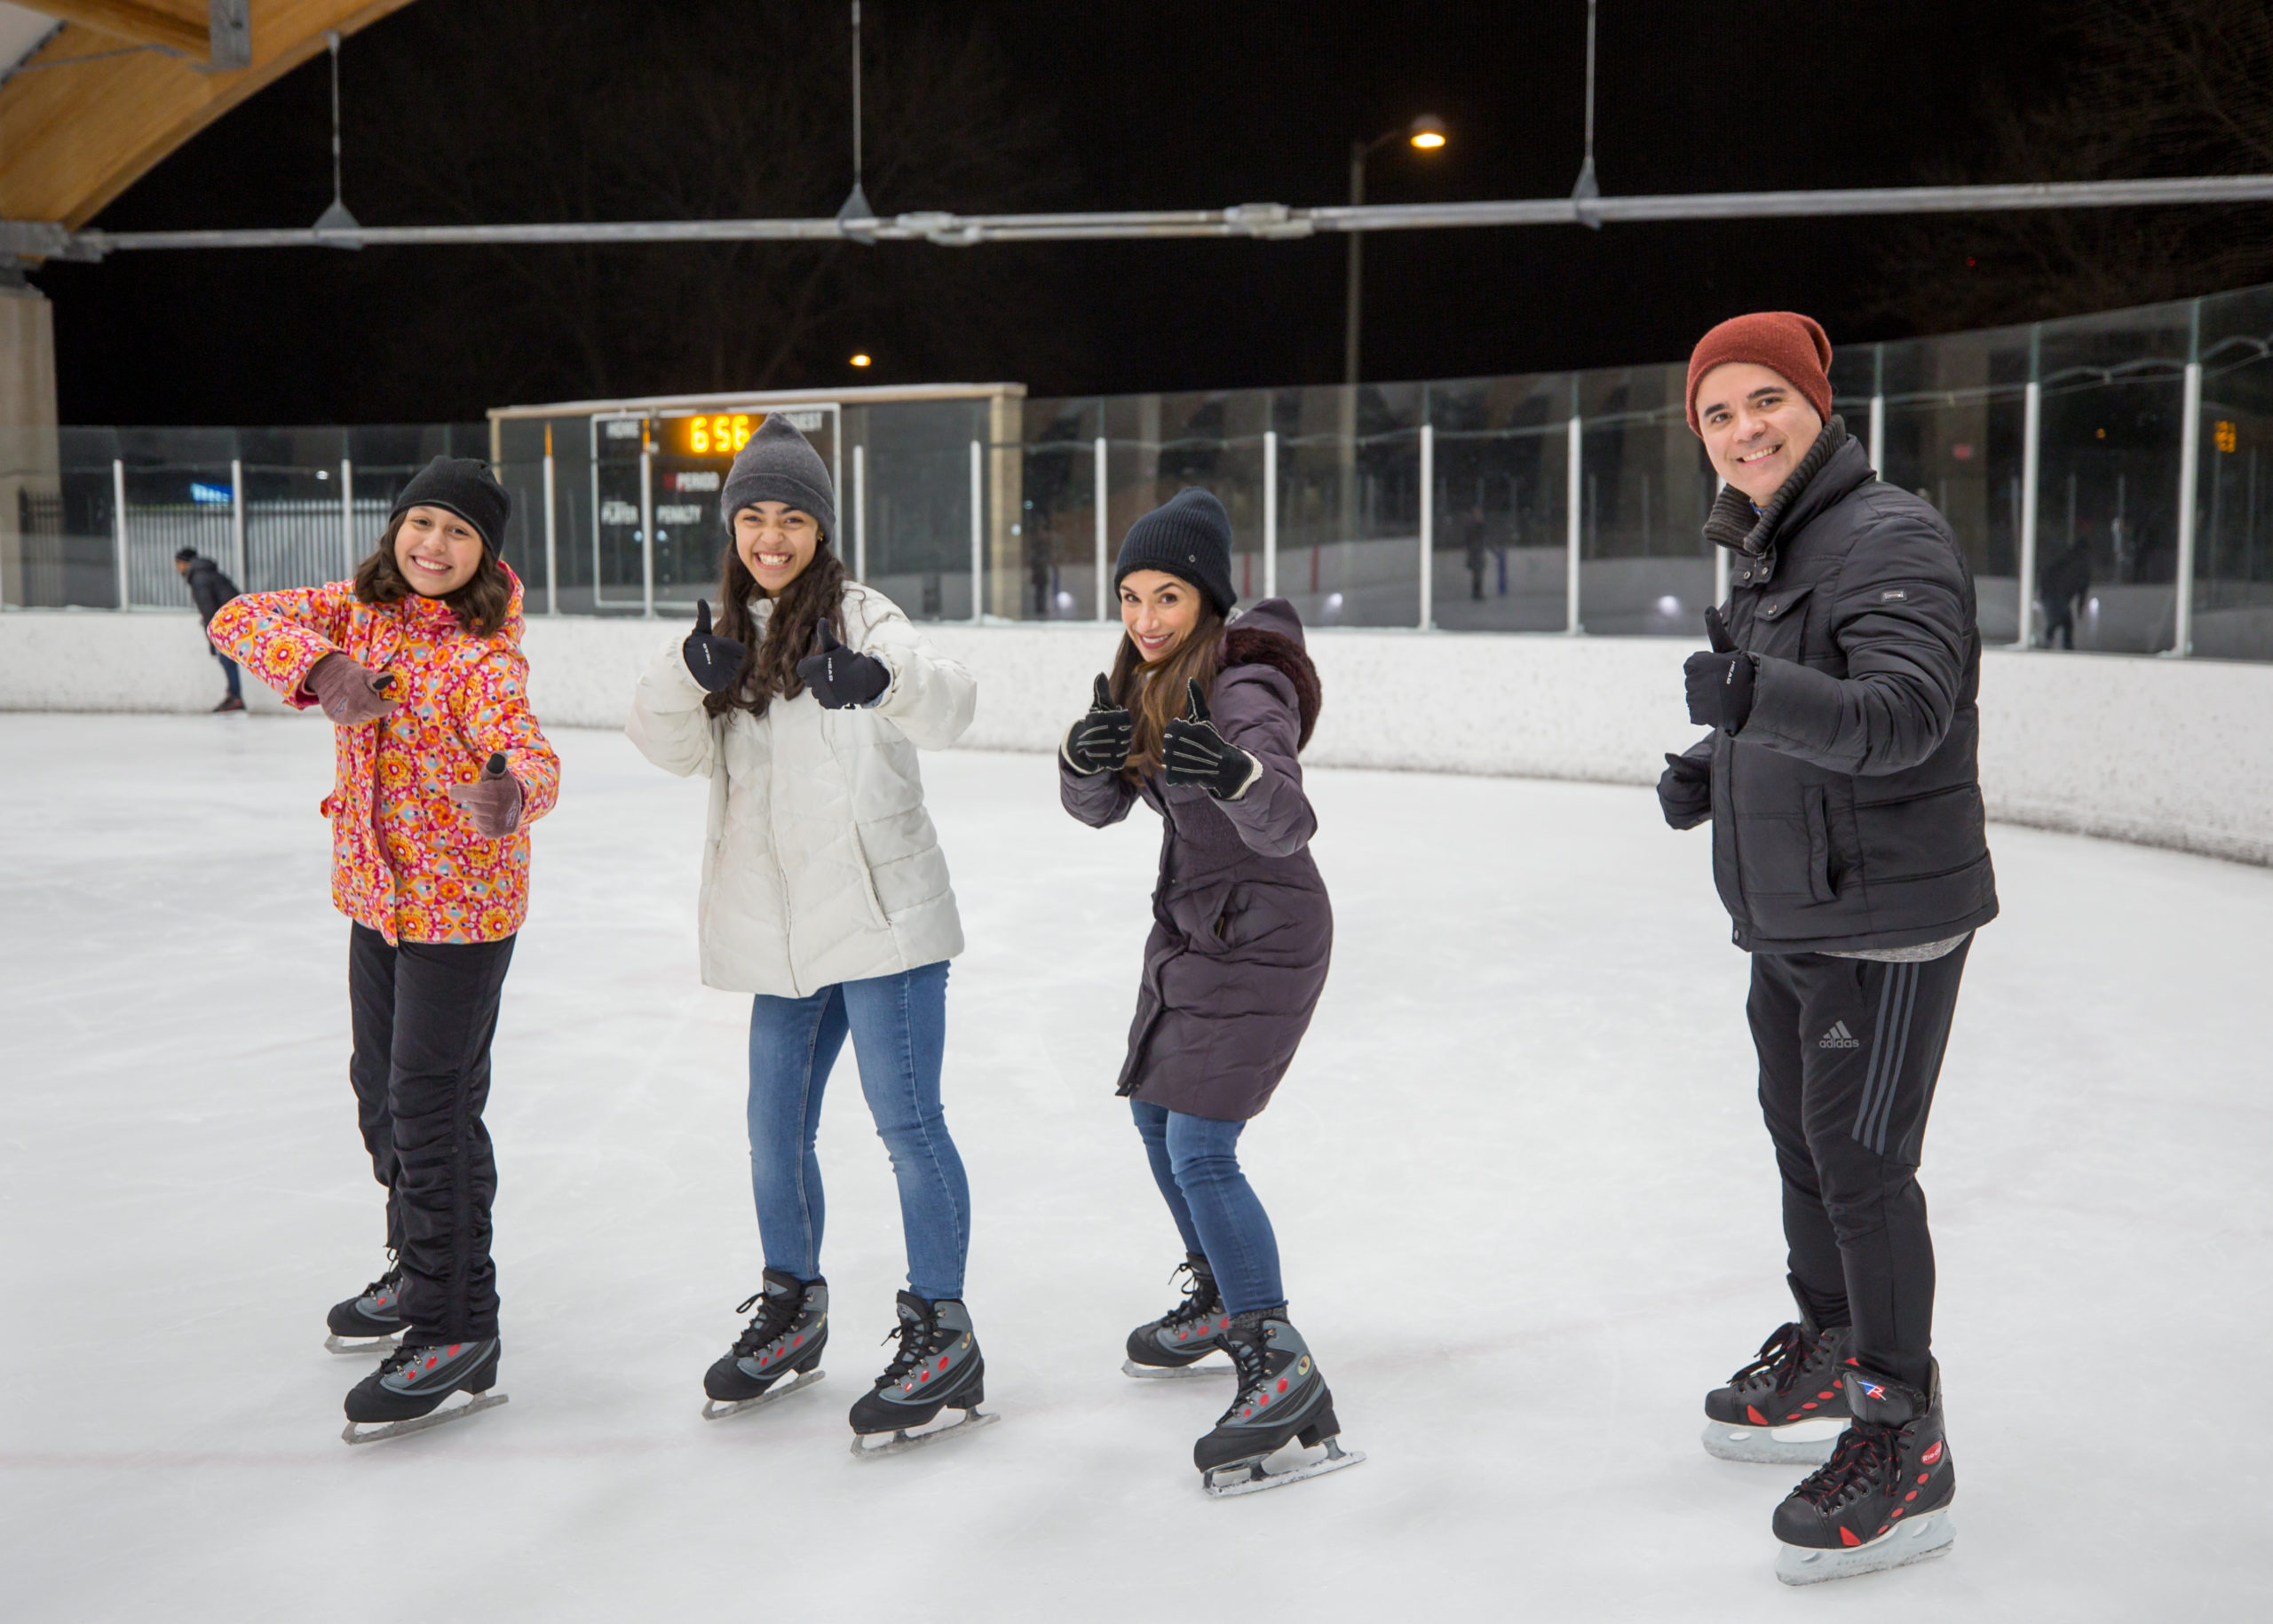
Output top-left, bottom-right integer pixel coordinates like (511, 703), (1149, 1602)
(746, 961), (968, 1301)
(214, 648), (242, 698)
(1131, 1100), (1284, 1316)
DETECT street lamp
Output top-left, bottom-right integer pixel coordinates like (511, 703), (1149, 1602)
(1344, 115), (1447, 385)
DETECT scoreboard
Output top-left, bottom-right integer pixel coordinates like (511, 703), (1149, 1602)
(589, 403), (842, 611)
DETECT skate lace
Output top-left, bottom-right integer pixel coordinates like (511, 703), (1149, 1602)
(374, 1341), (420, 1378)
(1793, 1422), (1899, 1512)
(728, 1288), (802, 1358)
(358, 1255), (403, 1302)
(1160, 1261), (1222, 1329)
(1727, 1322), (1808, 1395)
(1226, 1329), (1271, 1404)
(876, 1310), (934, 1385)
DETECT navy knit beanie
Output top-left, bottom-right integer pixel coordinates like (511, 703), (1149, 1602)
(391, 457), (511, 553)
(1113, 487), (1236, 615)
(719, 414), (838, 542)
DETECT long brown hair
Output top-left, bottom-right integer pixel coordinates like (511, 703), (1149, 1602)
(352, 512), (514, 637)
(702, 533), (850, 719)
(1111, 603), (1225, 780)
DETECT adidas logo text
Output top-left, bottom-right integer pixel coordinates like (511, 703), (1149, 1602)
(1819, 1021), (1861, 1050)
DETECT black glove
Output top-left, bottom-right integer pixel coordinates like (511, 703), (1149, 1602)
(1161, 679), (1262, 801)
(796, 620), (891, 709)
(683, 599), (748, 695)
(1063, 673), (1134, 775)
(1657, 749), (1713, 830)
(1683, 604), (1756, 733)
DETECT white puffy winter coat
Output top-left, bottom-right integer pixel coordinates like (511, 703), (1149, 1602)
(627, 582), (976, 997)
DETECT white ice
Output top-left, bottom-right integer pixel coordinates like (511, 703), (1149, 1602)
(3, 713), (2269, 1620)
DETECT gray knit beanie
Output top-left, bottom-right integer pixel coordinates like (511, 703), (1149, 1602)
(718, 414), (837, 541)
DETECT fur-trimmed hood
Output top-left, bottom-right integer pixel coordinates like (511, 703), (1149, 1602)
(1218, 597), (1321, 749)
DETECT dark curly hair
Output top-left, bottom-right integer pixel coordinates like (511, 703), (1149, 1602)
(702, 533), (849, 719)
(352, 512), (513, 637)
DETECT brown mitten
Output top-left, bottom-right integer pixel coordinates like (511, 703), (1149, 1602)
(305, 653), (399, 726)
(447, 752), (523, 838)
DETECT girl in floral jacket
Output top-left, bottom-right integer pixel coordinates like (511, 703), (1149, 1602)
(209, 456), (558, 1442)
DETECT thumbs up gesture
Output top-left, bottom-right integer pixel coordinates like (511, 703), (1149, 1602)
(683, 598), (750, 694)
(1683, 603), (1756, 733)
(447, 750), (523, 838)
(1062, 672), (1134, 776)
(796, 618), (892, 709)
(1161, 678), (1263, 801)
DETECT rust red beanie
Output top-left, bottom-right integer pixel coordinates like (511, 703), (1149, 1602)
(1685, 312), (1833, 435)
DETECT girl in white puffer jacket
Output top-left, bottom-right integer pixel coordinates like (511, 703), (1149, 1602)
(628, 416), (990, 1454)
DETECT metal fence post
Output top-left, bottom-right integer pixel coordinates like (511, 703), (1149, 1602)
(340, 460), (355, 578)
(1564, 415), (1583, 634)
(969, 439), (984, 623)
(1093, 435), (1109, 620)
(1418, 423), (1434, 630)
(1868, 394), (1886, 475)
(852, 441), (867, 583)
(2174, 358), (2202, 657)
(1714, 495), (1730, 606)
(229, 457), (247, 587)
(113, 458), (129, 609)
(638, 447), (655, 619)
(2016, 379), (2041, 648)
(1263, 429), (1278, 600)
(542, 449), (558, 615)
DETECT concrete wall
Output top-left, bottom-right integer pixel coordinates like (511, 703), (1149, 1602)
(4, 608), (2269, 867)
(0, 281), (59, 610)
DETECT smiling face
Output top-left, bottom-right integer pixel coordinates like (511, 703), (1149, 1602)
(392, 505), (487, 597)
(1119, 569), (1204, 661)
(733, 502), (820, 594)
(1695, 361), (1826, 505)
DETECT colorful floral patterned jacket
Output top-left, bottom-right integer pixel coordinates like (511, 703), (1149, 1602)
(207, 568), (560, 945)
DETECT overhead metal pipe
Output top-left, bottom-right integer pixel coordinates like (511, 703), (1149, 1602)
(52, 174), (2273, 258)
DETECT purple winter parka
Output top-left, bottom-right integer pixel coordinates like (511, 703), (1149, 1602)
(1059, 598), (1331, 1121)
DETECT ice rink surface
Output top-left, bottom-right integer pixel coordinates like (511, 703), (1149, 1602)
(4, 712), (2269, 1621)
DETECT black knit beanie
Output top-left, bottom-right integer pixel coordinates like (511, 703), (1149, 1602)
(391, 457), (511, 553)
(1113, 487), (1236, 615)
(719, 414), (837, 541)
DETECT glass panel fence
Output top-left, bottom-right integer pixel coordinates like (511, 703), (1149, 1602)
(2192, 284), (2273, 661)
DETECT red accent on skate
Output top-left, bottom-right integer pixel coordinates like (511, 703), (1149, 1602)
(1921, 1441), (1944, 1466)
(938, 1357), (949, 1371)
(757, 1353), (770, 1365)
(1905, 1491), (1918, 1501)
(1840, 1528), (1862, 1548)
(1879, 1521), (1892, 1533)
(448, 1344), (461, 1356)
(1818, 1390), (1835, 1399)
(919, 1370), (930, 1382)
(794, 1335), (804, 1347)
(424, 1357), (438, 1369)
(1277, 1379), (1289, 1393)
(1801, 1402), (1818, 1410)
(1746, 1405), (1769, 1425)
(1257, 1393), (1270, 1406)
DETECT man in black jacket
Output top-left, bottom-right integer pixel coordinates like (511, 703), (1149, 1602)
(175, 548), (244, 712)
(1659, 312), (1995, 1583)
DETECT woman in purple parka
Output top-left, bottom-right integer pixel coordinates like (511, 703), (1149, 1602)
(1058, 487), (1357, 1495)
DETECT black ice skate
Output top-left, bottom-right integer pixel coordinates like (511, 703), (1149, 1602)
(1194, 1310), (1365, 1497)
(701, 1270), (828, 1421)
(1702, 1303), (1855, 1463)
(341, 1337), (507, 1445)
(847, 1292), (995, 1459)
(1772, 1361), (1954, 1586)
(1123, 1254), (1233, 1379)
(325, 1257), (406, 1356)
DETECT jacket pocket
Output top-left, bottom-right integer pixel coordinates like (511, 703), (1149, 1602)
(1803, 785), (1837, 903)
(1746, 582), (1817, 661)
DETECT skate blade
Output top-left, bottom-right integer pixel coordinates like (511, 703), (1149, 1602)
(849, 1406), (1000, 1461)
(1121, 1355), (1232, 1380)
(701, 1367), (825, 1421)
(1700, 1415), (1845, 1464)
(1776, 1509), (1953, 1586)
(1203, 1437), (1366, 1498)
(341, 1390), (508, 1446)
(325, 1331), (405, 1357)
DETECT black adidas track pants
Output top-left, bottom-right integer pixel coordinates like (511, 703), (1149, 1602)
(1746, 940), (1971, 1392)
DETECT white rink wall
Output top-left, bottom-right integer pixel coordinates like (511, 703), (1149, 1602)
(4, 606), (2270, 867)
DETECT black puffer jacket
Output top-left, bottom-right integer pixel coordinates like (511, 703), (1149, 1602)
(183, 556), (239, 625)
(1671, 430), (1999, 954)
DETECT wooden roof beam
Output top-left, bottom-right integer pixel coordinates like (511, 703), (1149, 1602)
(24, 3), (210, 59)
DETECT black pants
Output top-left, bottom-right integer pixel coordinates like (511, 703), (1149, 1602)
(1746, 940), (1970, 1391)
(347, 923), (516, 1341)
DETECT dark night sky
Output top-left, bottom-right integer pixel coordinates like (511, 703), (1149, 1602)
(40, 1), (2057, 424)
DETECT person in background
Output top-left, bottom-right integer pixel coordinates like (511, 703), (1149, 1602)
(1659, 312), (1995, 1585)
(2038, 536), (2091, 650)
(175, 547), (244, 712)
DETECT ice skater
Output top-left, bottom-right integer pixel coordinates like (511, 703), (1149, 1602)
(1659, 313), (1998, 1583)
(174, 547), (244, 711)
(206, 457), (559, 1443)
(625, 415), (986, 1457)
(1057, 487), (1354, 1497)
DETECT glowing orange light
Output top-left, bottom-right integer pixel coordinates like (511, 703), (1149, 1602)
(851, 353), (873, 368)
(2214, 419), (2238, 454)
